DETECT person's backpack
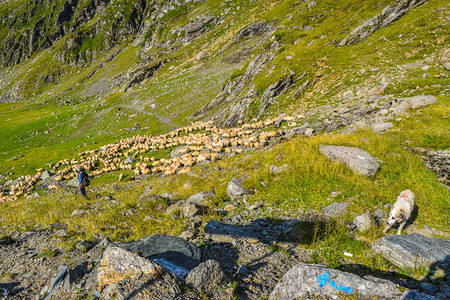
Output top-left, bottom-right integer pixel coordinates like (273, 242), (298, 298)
(81, 174), (90, 188)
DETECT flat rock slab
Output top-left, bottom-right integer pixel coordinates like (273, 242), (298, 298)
(116, 234), (201, 271)
(204, 220), (259, 243)
(372, 233), (450, 270)
(319, 145), (379, 177)
(322, 202), (348, 218)
(269, 263), (403, 299)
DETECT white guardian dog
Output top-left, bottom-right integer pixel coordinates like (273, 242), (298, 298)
(384, 189), (415, 235)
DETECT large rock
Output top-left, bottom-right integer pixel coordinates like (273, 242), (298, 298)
(67, 177), (78, 188)
(204, 220), (259, 243)
(185, 260), (226, 291)
(392, 95), (438, 115)
(319, 145), (380, 177)
(116, 235), (201, 271)
(372, 233), (450, 271)
(227, 178), (253, 200)
(97, 246), (164, 289)
(269, 264), (403, 299)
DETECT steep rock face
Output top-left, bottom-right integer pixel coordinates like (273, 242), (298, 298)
(339, 0), (427, 46)
(0, 0), (106, 67)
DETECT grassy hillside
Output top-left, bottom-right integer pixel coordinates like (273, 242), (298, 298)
(0, 0), (448, 285)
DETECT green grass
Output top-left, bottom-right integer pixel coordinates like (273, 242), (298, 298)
(0, 0), (448, 282)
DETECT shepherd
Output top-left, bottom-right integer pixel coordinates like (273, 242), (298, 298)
(76, 166), (90, 198)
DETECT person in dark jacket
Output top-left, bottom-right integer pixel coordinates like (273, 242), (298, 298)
(76, 166), (89, 198)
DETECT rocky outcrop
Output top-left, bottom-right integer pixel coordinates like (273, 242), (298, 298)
(391, 95), (438, 115)
(125, 60), (163, 90)
(257, 75), (294, 118)
(97, 246), (164, 289)
(0, 0), (112, 67)
(319, 145), (380, 177)
(269, 263), (403, 299)
(339, 0), (427, 46)
(372, 233), (450, 271)
(185, 260), (226, 291)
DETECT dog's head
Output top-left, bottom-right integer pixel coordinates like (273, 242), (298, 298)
(387, 207), (405, 226)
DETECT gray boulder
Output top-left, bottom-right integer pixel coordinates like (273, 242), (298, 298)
(372, 233), (450, 271)
(116, 235), (201, 271)
(319, 145), (380, 177)
(185, 260), (226, 291)
(97, 246), (164, 289)
(67, 177), (78, 188)
(353, 211), (372, 231)
(124, 156), (134, 164)
(187, 191), (215, 204)
(204, 220), (259, 243)
(322, 202), (349, 218)
(227, 178), (253, 200)
(40, 170), (53, 180)
(269, 263), (403, 299)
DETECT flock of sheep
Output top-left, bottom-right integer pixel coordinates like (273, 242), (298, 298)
(1, 115), (303, 202)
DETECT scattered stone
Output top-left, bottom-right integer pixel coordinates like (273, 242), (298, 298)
(180, 231), (194, 240)
(54, 229), (67, 237)
(97, 246), (164, 289)
(443, 63), (450, 71)
(322, 202), (349, 218)
(372, 122), (394, 133)
(224, 204), (236, 211)
(319, 145), (380, 177)
(185, 260), (226, 291)
(304, 128), (314, 136)
(227, 178), (253, 200)
(40, 170), (53, 180)
(269, 263), (403, 299)
(269, 164), (289, 174)
(42, 265), (70, 299)
(76, 240), (97, 252)
(329, 191), (341, 198)
(204, 220), (259, 243)
(238, 265), (248, 275)
(406, 224), (450, 239)
(353, 211), (372, 232)
(400, 289), (439, 300)
(187, 191), (215, 204)
(124, 156), (134, 164)
(71, 209), (87, 217)
(372, 233), (450, 271)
